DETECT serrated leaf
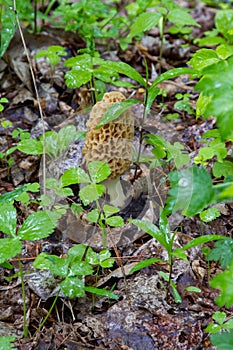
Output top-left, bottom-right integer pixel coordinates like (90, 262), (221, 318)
(79, 184), (105, 205)
(211, 331), (233, 350)
(213, 161), (233, 178)
(18, 210), (61, 240)
(166, 165), (214, 216)
(130, 258), (164, 273)
(69, 261), (93, 276)
(0, 336), (16, 350)
(106, 216), (124, 227)
(0, 204), (17, 236)
(200, 207), (221, 223)
(0, 238), (22, 264)
(129, 12), (161, 38)
(87, 161), (111, 183)
(33, 252), (54, 270)
(212, 311), (227, 325)
(68, 244), (87, 261)
(87, 209), (100, 223)
(210, 261), (233, 308)
(61, 167), (90, 187)
(60, 276), (85, 298)
(96, 99), (139, 128)
(17, 139), (43, 155)
(207, 238), (233, 268)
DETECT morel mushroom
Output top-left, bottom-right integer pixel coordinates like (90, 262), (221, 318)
(83, 91), (134, 207)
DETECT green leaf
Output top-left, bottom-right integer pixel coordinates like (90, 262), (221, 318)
(168, 8), (200, 27)
(61, 167), (90, 187)
(87, 209), (100, 223)
(199, 207), (221, 223)
(181, 235), (224, 251)
(130, 258), (164, 273)
(105, 216), (124, 227)
(0, 336), (16, 350)
(103, 204), (119, 218)
(60, 276), (85, 298)
(213, 161), (233, 178)
(33, 252), (53, 270)
(68, 244), (87, 261)
(18, 210), (61, 240)
(0, 204), (17, 236)
(150, 67), (195, 91)
(166, 166), (214, 216)
(69, 261), (93, 276)
(211, 330), (233, 350)
(128, 12), (161, 38)
(185, 286), (202, 293)
(48, 256), (69, 277)
(130, 219), (170, 251)
(0, 185), (28, 204)
(17, 139), (43, 155)
(0, 4), (16, 57)
(207, 238), (233, 268)
(210, 261), (233, 308)
(65, 69), (92, 88)
(215, 9), (233, 42)
(206, 323), (222, 333)
(0, 238), (22, 264)
(195, 56), (233, 140)
(188, 49), (220, 70)
(87, 161), (111, 183)
(217, 44), (233, 60)
(85, 286), (118, 300)
(212, 311), (227, 325)
(79, 184), (105, 205)
(96, 99), (139, 128)
(102, 61), (146, 86)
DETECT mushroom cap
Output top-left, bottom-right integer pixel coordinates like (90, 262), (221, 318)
(83, 91), (134, 179)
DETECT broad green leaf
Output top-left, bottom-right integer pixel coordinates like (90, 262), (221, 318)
(0, 3), (16, 57)
(18, 210), (61, 240)
(199, 207), (221, 223)
(79, 184), (105, 205)
(211, 331), (233, 350)
(87, 161), (111, 183)
(0, 204), (17, 236)
(57, 125), (81, 153)
(33, 252), (54, 270)
(206, 324), (222, 333)
(96, 99), (139, 128)
(147, 87), (160, 112)
(87, 209), (100, 223)
(85, 286), (118, 300)
(64, 53), (92, 68)
(128, 12), (161, 38)
(210, 261), (233, 307)
(17, 139), (43, 155)
(217, 44), (233, 60)
(46, 178), (60, 190)
(60, 276), (85, 298)
(207, 238), (233, 268)
(215, 10), (233, 42)
(69, 261), (93, 276)
(85, 247), (99, 265)
(130, 258), (164, 273)
(189, 49), (219, 71)
(68, 244), (87, 261)
(168, 8), (200, 27)
(166, 165), (214, 216)
(130, 219), (170, 250)
(61, 167), (90, 187)
(106, 216), (124, 227)
(213, 161), (233, 178)
(103, 204), (120, 218)
(195, 56), (233, 140)
(212, 311), (227, 325)
(0, 336), (16, 350)
(0, 238), (22, 264)
(48, 256), (69, 277)
(102, 61), (146, 86)
(218, 183), (233, 198)
(65, 69), (92, 88)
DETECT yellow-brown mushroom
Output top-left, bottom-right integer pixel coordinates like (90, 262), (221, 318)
(83, 91), (134, 206)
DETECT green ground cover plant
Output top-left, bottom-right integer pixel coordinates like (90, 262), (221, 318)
(1, 0), (233, 348)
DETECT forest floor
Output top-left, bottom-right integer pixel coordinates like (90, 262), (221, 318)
(1, 1), (233, 349)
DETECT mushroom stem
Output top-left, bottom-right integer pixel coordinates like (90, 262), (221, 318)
(103, 176), (127, 208)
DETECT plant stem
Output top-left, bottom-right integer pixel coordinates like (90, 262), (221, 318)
(18, 255), (28, 338)
(38, 292), (59, 332)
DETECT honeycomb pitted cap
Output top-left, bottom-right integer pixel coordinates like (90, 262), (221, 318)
(83, 91), (134, 179)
